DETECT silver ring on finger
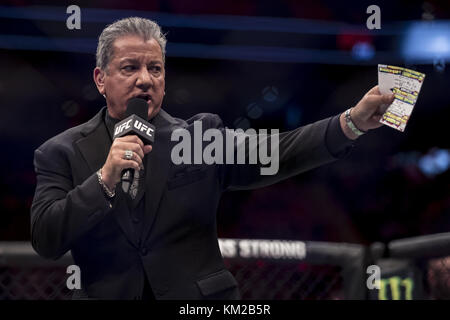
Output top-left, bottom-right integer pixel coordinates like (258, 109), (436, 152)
(124, 150), (133, 160)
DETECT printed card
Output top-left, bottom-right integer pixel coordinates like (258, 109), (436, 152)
(378, 64), (425, 132)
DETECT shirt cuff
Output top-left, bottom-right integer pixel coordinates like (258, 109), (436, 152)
(325, 114), (354, 159)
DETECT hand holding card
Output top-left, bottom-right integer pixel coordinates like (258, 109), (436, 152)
(378, 64), (425, 132)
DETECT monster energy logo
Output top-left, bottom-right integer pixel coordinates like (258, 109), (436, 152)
(378, 277), (414, 300)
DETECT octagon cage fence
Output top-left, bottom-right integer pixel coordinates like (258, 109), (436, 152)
(1, 233), (450, 300)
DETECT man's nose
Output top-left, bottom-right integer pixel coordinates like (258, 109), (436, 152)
(136, 67), (153, 89)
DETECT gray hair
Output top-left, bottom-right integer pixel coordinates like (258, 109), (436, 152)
(96, 17), (167, 70)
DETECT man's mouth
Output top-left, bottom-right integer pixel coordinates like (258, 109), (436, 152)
(134, 93), (152, 103)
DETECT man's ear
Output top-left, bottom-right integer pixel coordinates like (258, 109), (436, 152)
(93, 67), (106, 95)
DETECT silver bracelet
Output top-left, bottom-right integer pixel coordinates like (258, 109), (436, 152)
(96, 169), (115, 198)
(344, 108), (366, 136)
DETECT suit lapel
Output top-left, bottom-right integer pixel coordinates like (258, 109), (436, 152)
(141, 110), (175, 243)
(75, 112), (111, 174)
(75, 107), (139, 248)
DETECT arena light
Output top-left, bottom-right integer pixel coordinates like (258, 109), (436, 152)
(351, 41), (375, 61)
(418, 149), (450, 178)
(402, 21), (450, 62)
(390, 148), (450, 178)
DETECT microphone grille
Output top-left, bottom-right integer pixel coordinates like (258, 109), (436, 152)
(126, 98), (148, 119)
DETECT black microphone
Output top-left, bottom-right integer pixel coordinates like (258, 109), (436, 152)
(113, 98), (156, 191)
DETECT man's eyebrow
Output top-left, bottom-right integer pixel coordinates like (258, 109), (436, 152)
(119, 58), (163, 65)
(119, 58), (139, 64)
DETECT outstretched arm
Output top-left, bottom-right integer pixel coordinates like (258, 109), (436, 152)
(220, 85), (394, 191)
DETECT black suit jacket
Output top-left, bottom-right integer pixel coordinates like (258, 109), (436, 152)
(31, 107), (343, 299)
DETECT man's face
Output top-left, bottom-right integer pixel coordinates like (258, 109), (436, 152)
(94, 35), (165, 120)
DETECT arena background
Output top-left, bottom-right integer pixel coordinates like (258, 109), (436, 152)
(0, 0), (449, 300)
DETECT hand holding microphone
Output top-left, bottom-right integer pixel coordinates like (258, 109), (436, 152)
(100, 98), (155, 192)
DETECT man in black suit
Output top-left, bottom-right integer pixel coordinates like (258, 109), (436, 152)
(30, 17), (395, 299)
